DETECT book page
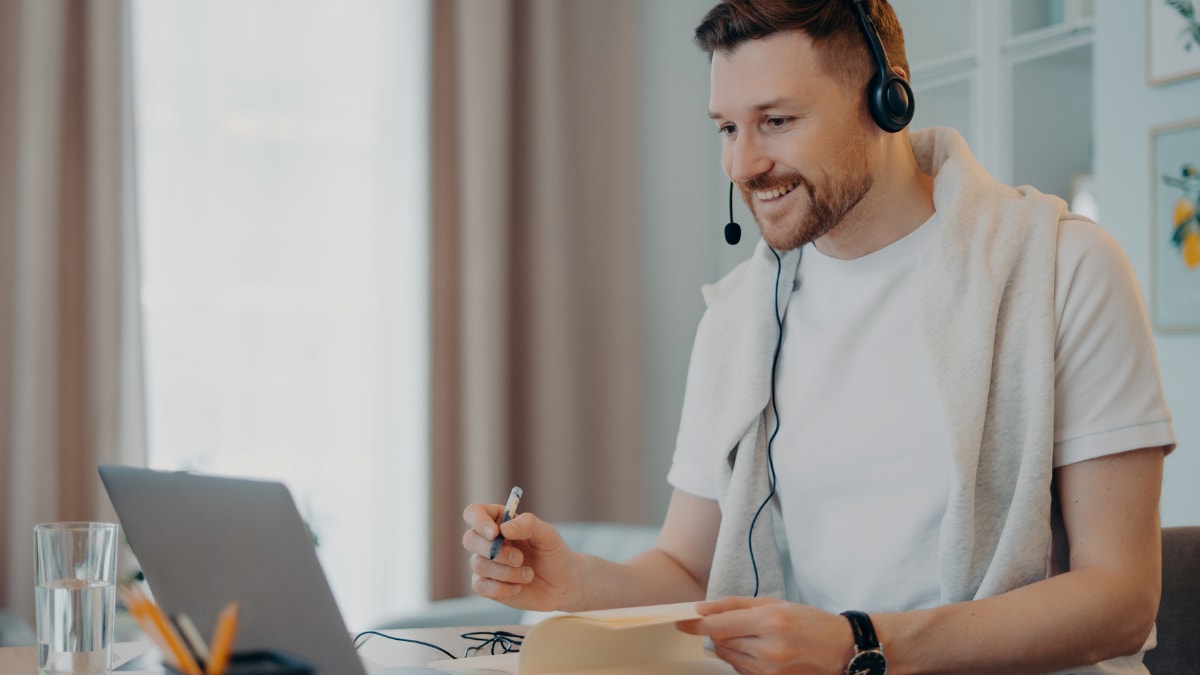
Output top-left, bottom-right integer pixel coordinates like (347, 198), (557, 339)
(556, 601), (700, 628)
(521, 617), (701, 674)
(427, 653), (737, 675)
(426, 602), (720, 675)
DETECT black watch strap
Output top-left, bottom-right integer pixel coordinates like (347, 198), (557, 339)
(840, 610), (886, 675)
(841, 610), (881, 650)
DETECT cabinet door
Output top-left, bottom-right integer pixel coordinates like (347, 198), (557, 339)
(1009, 43), (1093, 201)
(891, 0), (974, 67)
(891, 0), (977, 150)
(889, 0), (1094, 203)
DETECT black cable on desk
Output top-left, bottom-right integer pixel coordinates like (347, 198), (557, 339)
(352, 630), (457, 659)
(352, 629), (524, 660)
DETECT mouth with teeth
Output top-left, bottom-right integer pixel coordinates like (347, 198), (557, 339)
(752, 181), (800, 202)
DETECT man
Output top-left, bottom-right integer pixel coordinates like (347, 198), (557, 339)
(462, 1), (1175, 673)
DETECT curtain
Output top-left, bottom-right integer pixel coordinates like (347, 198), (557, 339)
(0, 0), (145, 621)
(430, 0), (646, 599)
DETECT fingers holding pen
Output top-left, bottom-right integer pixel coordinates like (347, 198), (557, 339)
(470, 545), (534, 588)
(466, 518), (536, 570)
(462, 492), (584, 612)
(463, 502), (504, 539)
(463, 504), (535, 557)
(463, 508), (539, 601)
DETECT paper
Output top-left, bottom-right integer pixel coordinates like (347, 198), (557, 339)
(428, 602), (735, 675)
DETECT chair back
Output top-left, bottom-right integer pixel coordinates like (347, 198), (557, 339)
(1143, 526), (1200, 675)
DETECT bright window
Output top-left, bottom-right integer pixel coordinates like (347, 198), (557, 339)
(131, 0), (430, 629)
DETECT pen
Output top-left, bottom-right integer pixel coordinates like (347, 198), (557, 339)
(488, 486), (523, 560)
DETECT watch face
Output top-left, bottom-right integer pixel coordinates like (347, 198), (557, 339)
(847, 649), (887, 675)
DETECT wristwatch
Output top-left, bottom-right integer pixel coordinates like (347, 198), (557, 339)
(840, 610), (887, 675)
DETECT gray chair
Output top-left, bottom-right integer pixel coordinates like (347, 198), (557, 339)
(377, 521), (659, 629)
(1143, 526), (1200, 675)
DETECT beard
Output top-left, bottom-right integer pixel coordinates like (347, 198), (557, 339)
(739, 160), (873, 252)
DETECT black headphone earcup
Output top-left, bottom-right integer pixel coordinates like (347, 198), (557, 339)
(867, 71), (914, 133)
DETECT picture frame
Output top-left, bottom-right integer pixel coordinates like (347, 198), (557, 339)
(1146, 0), (1200, 85)
(1150, 118), (1200, 332)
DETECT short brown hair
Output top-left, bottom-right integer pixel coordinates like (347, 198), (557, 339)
(693, 0), (908, 90)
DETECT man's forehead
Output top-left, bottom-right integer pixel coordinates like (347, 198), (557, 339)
(708, 98), (794, 120)
(709, 29), (820, 73)
(708, 31), (827, 116)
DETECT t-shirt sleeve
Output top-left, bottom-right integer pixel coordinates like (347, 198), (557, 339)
(1052, 219), (1176, 467)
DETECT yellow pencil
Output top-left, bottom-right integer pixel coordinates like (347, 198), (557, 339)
(120, 585), (166, 649)
(137, 586), (203, 675)
(176, 613), (211, 663)
(206, 602), (240, 675)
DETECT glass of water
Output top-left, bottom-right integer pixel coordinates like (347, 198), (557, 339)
(33, 522), (119, 675)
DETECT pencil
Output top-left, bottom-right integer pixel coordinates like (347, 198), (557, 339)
(175, 613), (211, 663)
(126, 584), (203, 675)
(120, 585), (167, 653)
(206, 602), (240, 675)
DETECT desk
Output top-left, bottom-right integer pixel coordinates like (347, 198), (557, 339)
(0, 626), (523, 674)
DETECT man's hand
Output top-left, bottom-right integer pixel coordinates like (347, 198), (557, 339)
(677, 596), (854, 675)
(462, 503), (582, 611)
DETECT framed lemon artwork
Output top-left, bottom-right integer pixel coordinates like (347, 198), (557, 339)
(1152, 117), (1200, 331)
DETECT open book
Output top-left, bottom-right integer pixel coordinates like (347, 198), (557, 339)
(428, 602), (737, 675)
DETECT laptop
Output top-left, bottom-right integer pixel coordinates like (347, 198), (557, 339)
(99, 465), (452, 675)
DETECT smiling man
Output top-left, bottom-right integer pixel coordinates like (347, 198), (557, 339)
(462, 2), (1175, 674)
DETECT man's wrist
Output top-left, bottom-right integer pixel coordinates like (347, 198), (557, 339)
(560, 550), (591, 611)
(841, 610), (887, 674)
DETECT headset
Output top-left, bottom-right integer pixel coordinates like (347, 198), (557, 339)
(852, 0), (915, 133)
(725, 182), (742, 245)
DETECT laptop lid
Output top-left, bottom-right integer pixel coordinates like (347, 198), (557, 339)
(99, 465), (368, 675)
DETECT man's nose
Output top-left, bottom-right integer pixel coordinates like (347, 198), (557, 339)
(725, 132), (773, 184)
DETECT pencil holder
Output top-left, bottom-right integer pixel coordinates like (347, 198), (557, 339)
(167, 650), (313, 675)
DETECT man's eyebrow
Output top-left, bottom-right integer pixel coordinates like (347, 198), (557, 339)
(708, 98), (793, 120)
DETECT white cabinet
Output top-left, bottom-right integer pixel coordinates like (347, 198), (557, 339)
(891, 0), (1094, 205)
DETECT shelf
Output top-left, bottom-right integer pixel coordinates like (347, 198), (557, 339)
(1003, 17), (1094, 64)
(1010, 0), (1094, 38)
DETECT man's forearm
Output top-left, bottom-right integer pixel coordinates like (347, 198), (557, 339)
(560, 547), (709, 612)
(875, 566), (1158, 675)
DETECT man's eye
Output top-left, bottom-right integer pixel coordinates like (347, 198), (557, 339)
(767, 117), (791, 128)
(718, 123), (736, 136)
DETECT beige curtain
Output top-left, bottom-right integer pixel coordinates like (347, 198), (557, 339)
(0, 0), (145, 621)
(430, 0), (646, 599)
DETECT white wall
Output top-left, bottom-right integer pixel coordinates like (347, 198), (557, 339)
(638, 0), (756, 521)
(1094, 0), (1200, 526)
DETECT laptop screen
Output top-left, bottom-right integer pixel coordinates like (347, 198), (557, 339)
(99, 465), (368, 675)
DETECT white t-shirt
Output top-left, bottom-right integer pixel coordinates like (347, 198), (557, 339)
(667, 214), (1175, 616)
